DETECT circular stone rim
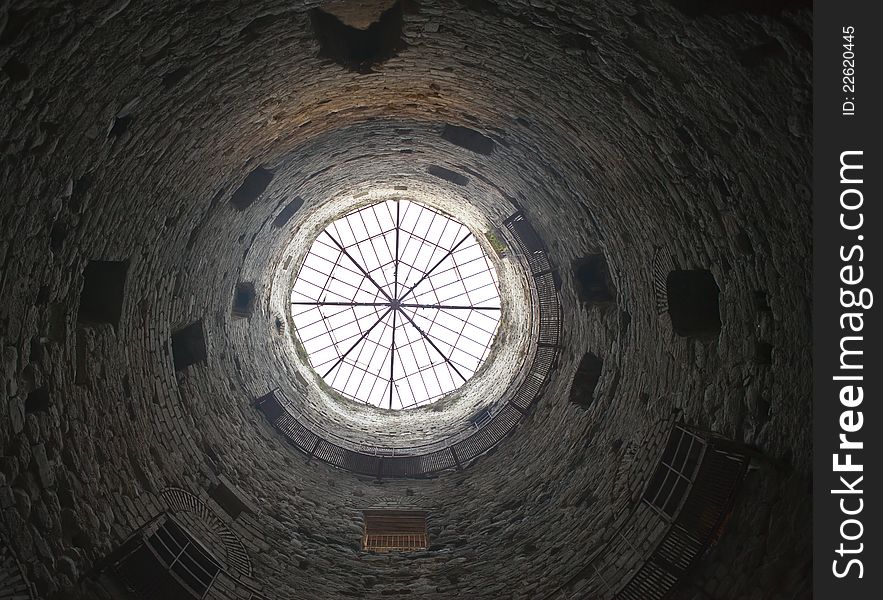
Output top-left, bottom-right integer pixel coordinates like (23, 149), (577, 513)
(258, 205), (560, 475)
(267, 182), (535, 451)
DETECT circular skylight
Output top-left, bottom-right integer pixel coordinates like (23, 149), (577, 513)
(289, 199), (502, 410)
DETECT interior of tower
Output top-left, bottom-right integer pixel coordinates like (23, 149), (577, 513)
(0, 1), (813, 598)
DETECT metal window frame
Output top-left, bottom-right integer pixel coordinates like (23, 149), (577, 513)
(289, 198), (503, 410)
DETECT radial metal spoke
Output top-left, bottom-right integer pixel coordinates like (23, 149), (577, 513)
(400, 303), (500, 311)
(322, 308), (393, 378)
(324, 230), (394, 302)
(292, 301), (392, 307)
(412, 306), (498, 343)
(394, 199), (401, 298)
(396, 231), (472, 304)
(290, 199), (500, 409)
(390, 199), (401, 409)
(396, 308), (467, 382)
(389, 309), (397, 409)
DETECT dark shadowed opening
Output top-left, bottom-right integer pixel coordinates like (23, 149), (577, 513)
(232, 282), (257, 317)
(755, 341), (773, 365)
(427, 165), (469, 186)
(272, 197), (304, 228)
(77, 260), (129, 327)
(231, 167), (274, 210)
(441, 124), (495, 155)
(572, 254), (615, 304)
(2, 56), (29, 81)
(25, 387), (51, 413)
(738, 39), (785, 68)
(209, 477), (252, 520)
(666, 270), (721, 338)
(171, 320), (208, 371)
(570, 352), (603, 409)
(310, 2), (406, 73)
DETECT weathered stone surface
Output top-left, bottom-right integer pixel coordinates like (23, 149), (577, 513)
(57, 555), (80, 580)
(0, 1), (811, 599)
(8, 396), (25, 434)
(13, 488), (31, 521)
(31, 443), (55, 489)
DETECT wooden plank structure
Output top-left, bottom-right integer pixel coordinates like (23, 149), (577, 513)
(362, 510), (429, 552)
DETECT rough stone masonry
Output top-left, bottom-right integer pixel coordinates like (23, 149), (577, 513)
(0, 0), (811, 598)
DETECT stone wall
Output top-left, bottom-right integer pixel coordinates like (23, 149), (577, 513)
(1, 0), (811, 598)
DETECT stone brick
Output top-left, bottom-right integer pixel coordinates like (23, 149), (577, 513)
(0, 1), (811, 598)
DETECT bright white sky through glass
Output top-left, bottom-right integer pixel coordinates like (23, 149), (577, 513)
(290, 199), (502, 410)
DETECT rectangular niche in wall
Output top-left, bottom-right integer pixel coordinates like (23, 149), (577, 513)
(362, 510), (428, 553)
(77, 260), (129, 326)
(230, 166), (274, 211)
(569, 352), (603, 409)
(102, 514), (221, 599)
(272, 197), (304, 228)
(208, 475), (254, 520)
(441, 123), (495, 155)
(232, 282), (256, 318)
(171, 320), (207, 371)
(666, 269), (721, 338)
(572, 254), (615, 304)
(427, 164), (469, 186)
(254, 389), (285, 421)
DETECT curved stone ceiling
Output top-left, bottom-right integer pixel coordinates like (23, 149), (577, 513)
(0, 1), (812, 598)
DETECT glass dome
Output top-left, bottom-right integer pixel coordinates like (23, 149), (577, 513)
(289, 199), (502, 409)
